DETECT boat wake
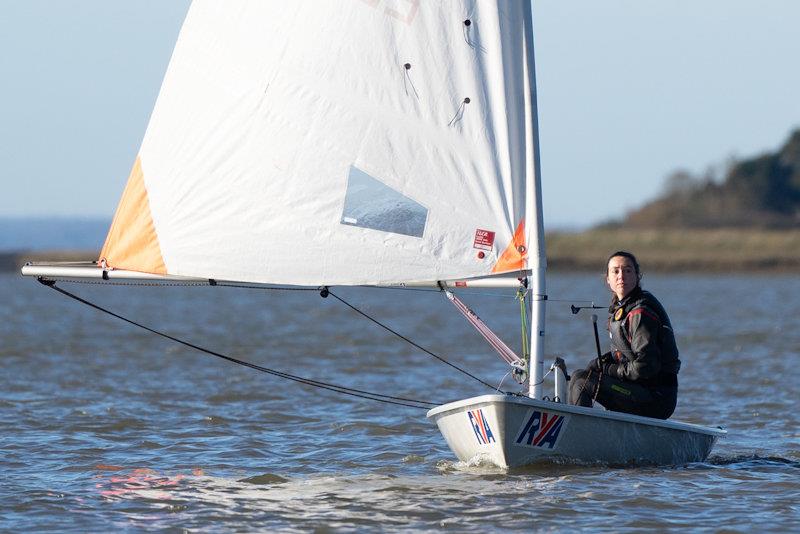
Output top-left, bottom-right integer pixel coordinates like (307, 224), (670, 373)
(704, 454), (800, 469)
(435, 455), (506, 474)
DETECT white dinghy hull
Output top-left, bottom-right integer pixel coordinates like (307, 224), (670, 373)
(427, 395), (725, 468)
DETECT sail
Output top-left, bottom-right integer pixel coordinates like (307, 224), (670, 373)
(100, 0), (540, 286)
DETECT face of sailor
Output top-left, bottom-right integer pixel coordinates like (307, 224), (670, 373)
(606, 255), (638, 301)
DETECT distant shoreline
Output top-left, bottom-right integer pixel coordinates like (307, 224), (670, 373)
(5, 228), (800, 274)
(546, 228), (800, 273)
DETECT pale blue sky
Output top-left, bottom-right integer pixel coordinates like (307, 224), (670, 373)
(1, 1), (799, 228)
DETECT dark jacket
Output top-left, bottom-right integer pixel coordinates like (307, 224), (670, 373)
(604, 286), (680, 386)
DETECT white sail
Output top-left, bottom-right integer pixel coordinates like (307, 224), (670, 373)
(100, 0), (538, 286)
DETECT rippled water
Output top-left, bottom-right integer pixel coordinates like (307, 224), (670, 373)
(1, 271), (798, 531)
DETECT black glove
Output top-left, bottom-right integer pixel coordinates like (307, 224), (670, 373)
(587, 352), (612, 373)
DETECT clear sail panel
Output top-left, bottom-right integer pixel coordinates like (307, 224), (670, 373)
(340, 166), (427, 239)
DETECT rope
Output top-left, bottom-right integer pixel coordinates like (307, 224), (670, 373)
(462, 20), (487, 53)
(445, 291), (522, 366)
(531, 364), (554, 389)
(517, 288), (530, 363)
(37, 279), (437, 410)
(402, 63), (419, 99)
(447, 97), (470, 126)
(592, 369), (603, 405)
(216, 282), (319, 292)
(48, 277), (320, 291)
(43, 278), (213, 288)
(326, 289), (500, 392)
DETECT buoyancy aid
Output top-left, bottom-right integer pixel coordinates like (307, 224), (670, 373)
(606, 286), (680, 386)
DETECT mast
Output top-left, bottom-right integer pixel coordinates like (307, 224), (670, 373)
(523, 2), (547, 399)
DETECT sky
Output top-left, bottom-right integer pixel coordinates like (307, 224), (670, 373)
(1, 0), (799, 229)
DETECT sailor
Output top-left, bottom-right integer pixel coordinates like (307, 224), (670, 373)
(568, 251), (681, 419)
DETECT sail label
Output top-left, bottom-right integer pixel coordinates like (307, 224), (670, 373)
(467, 409), (496, 445)
(514, 410), (567, 450)
(473, 229), (496, 251)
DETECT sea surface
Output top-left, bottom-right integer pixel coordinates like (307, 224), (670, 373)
(0, 218), (108, 252)
(1, 271), (798, 531)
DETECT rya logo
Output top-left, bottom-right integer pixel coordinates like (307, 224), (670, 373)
(515, 410), (566, 449)
(467, 409), (496, 445)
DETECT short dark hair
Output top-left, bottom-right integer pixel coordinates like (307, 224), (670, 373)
(606, 250), (641, 279)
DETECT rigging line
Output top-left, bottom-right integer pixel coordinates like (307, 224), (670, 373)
(462, 22), (487, 53)
(402, 63), (419, 99)
(50, 278), (320, 291)
(496, 369), (513, 392)
(326, 289), (501, 393)
(517, 289), (530, 362)
(48, 278), (212, 288)
(447, 97), (470, 126)
(215, 282), (319, 292)
(530, 365), (554, 388)
(38, 279), (437, 410)
(495, 364), (552, 399)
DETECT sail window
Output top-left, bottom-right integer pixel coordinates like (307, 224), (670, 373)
(340, 166), (427, 238)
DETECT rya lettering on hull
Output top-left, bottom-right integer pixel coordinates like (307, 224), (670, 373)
(467, 409), (496, 445)
(514, 410), (566, 449)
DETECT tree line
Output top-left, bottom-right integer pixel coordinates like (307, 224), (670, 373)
(607, 129), (800, 229)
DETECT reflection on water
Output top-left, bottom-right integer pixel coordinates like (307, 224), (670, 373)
(1, 272), (798, 531)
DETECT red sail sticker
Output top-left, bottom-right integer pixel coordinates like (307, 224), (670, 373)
(473, 229), (495, 251)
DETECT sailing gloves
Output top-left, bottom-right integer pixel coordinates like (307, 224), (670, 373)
(588, 351), (615, 375)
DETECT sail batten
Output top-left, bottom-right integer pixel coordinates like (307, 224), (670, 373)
(100, 1), (539, 286)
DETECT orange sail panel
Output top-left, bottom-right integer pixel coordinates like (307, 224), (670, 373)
(492, 219), (526, 273)
(99, 156), (166, 274)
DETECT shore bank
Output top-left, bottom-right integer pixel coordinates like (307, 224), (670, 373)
(547, 229), (800, 272)
(4, 229), (800, 273)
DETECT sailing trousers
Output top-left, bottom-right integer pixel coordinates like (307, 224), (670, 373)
(568, 369), (677, 420)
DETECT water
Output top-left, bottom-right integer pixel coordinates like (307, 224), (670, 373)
(1, 271), (798, 531)
(0, 218), (108, 251)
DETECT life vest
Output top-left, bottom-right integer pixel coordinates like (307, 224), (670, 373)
(607, 287), (681, 384)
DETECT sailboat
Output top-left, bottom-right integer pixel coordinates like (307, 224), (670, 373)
(22, 1), (723, 468)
